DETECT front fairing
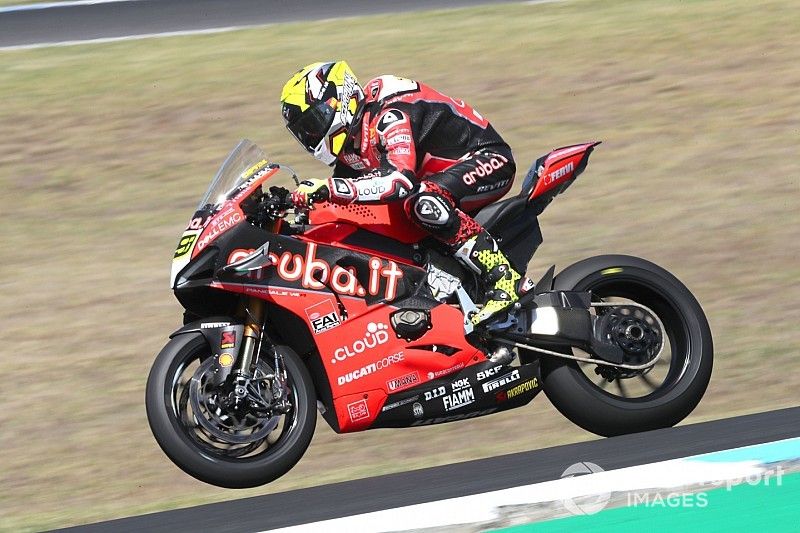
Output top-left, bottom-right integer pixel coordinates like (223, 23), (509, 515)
(170, 140), (286, 288)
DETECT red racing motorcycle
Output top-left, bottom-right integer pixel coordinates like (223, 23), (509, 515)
(145, 140), (713, 488)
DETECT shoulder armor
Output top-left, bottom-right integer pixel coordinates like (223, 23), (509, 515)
(364, 75), (420, 103)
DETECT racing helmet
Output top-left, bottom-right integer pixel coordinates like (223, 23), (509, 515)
(280, 61), (364, 166)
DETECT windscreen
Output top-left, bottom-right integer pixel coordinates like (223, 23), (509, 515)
(198, 139), (270, 208)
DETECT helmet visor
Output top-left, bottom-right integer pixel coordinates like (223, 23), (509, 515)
(286, 100), (337, 151)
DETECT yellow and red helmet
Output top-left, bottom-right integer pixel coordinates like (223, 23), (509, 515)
(280, 61), (364, 166)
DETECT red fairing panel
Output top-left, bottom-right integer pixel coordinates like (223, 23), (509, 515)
(321, 304), (483, 432)
(529, 142), (601, 201)
(215, 278), (482, 433)
(308, 201), (428, 244)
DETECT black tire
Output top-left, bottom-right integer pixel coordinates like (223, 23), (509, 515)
(539, 255), (713, 437)
(145, 334), (316, 488)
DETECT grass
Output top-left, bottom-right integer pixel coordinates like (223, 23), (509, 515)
(0, 0), (63, 7)
(1, 0), (799, 530)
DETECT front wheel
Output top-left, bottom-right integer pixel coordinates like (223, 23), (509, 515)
(145, 334), (316, 488)
(539, 255), (713, 437)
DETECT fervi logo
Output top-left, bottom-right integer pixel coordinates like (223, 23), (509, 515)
(331, 322), (390, 364)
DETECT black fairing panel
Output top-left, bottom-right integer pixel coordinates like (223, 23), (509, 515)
(476, 197), (543, 272)
(371, 359), (542, 428)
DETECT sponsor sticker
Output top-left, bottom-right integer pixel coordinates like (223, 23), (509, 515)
(427, 363), (464, 380)
(381, 395), (420, 413)
(413, 402), (424, 418)
(331, 322), (390, 364)
(386, 134), (412, 146)
(200, 322), (231, 329)
(443, 388), (475, 411)
(220, 331), (236, 349)
(481, 369), (521, 393)
(506, 378), (539, 399)
(337, 351), (405, 386)
(218, 353), (234, 368)
(386, 371), (420, 392)
(304, 300), (342, 334)
(477, 365), (503, 381)
(461, 154), (509, 186)
(451, 377), (471, 392)
(265, 243), (404, 301)
(347, 399), (370, 422)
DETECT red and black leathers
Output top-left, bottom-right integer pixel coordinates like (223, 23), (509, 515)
(326, 75), (516, 246)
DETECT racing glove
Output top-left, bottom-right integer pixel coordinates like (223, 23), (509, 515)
(291, 178), (330, 207)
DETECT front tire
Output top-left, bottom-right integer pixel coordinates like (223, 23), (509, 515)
(539, 255), (713, 437)
(145, 334), (316, 488)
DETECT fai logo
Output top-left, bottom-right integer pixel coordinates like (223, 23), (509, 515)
(305, 300), (341, 334)
(331, 322), (390, 364)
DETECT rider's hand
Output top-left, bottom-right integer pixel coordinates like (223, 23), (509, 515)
(291, 178), (330, 207)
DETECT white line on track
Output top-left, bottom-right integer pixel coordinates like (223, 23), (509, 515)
(0, 0), (567, 51)
(0, 0), (139, 13)
(267, 437), (800, 533)
(0, 25), (260, 51)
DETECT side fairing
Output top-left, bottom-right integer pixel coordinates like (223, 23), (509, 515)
(308, 201), (428, 244)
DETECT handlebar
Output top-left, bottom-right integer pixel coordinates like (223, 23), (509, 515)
(255, 186), (310, 226)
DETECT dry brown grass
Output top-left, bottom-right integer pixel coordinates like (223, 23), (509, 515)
(1, 0), (798, 530)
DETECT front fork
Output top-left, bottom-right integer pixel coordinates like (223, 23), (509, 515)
(237, 296), (265, 376)
(234, 296), (291, 412)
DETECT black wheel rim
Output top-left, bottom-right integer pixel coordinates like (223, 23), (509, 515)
(168, 346), (301, 460)
(572, 274), (692, 402)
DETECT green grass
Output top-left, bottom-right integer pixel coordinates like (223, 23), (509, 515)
(0, 0), (62, 6)
(1, 0), (799, 530)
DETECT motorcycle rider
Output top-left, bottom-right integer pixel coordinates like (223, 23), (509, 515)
(280, 61), (528, 326)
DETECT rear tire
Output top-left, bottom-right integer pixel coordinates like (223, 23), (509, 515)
(145, 334), (316, 488)
(539, 255), (713, 437)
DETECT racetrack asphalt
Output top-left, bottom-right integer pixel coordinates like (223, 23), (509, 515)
(0, 0), (525, 48)
(59, 406), (800, 532)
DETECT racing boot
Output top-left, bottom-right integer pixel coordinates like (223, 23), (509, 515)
(454, 229), (526, 327)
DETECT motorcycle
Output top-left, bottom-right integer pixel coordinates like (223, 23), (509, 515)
(145, 139), (713, 488)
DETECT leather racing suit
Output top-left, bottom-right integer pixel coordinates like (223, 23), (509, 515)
(326, 75), (523, 325)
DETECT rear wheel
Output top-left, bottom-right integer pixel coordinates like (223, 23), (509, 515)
(145, 334), (316, 488)
(538, 255), (712, 437)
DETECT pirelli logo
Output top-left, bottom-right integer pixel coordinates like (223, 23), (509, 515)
(506, 378), (539, 399)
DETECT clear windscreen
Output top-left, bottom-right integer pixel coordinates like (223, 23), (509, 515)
(198, 139), (270, 208)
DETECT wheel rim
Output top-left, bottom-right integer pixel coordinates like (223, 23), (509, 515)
(572, 275), (692, 402)
(168, 346), (301, 460)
